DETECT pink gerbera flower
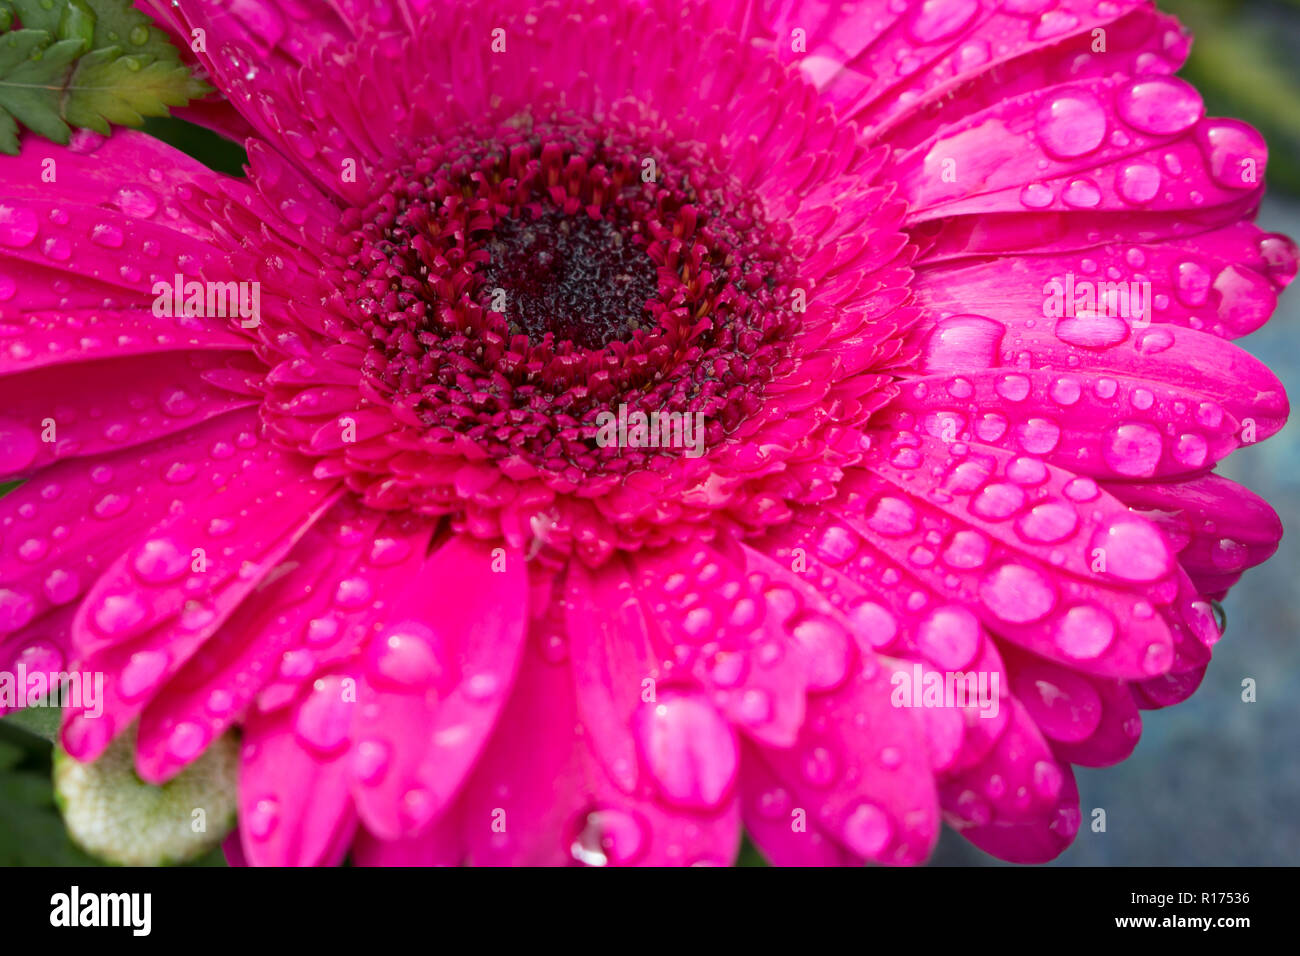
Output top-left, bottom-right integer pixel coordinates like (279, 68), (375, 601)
(0, 0), (1292, 866)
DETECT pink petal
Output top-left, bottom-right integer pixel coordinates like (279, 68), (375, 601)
(238, 678), (359, 867)
(351, 535), (529, 839)
(0, 352), (260, 480)
(463, 633), (741, 866)
(755, 662), (940, 865)
(739, 742), (860, 866)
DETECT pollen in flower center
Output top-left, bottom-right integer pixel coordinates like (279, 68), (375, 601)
(481, 209), (660, 350)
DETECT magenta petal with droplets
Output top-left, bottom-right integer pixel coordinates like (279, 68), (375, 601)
(0, 0), (1290, 866)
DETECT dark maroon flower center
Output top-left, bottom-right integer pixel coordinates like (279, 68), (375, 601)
(480, 209), (660, 350)
(307, 110), (804, 504)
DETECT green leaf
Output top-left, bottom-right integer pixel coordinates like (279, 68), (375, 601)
(57, 0), (96, 53)
(0, 31), (76, 144)
(0, 724), (104, 866)
(65, 45), (201, 133)
(3, 702), (62, 742)
(0, 104), (17, 152)
(6, 0), (63, 34)
(0, 738), (23, 771)
(80, 0), (188, 65)
(0, 0), (207, 154)
(13, 0), (204, 86)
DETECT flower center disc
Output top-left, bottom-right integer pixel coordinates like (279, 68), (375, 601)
(481, 209), (660, 350)
(269, 110), (813, 539)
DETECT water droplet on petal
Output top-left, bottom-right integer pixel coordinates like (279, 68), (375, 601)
(369, 621), (445, 689)
(979, 564), (1056, 623)
(1054, 605), (1115, 660)
(842, 801), (894, 859)
(916, 605), (981, 669)
(1116, 161), (1162, 204)
(166, 721), (209, 761)
(848, 601), (898, 648)
(1016, 501), (1079, 543)
(0, 587), (36, 633)
(1061, 177), (1101, 208)
(1092, 519), (1171, 581)
(633, 691), (737, 809)
(131, 537), (189, 583)
(120, 649), (168, 700)
(92, 592), (148, 636)
(1196, 120), (1266, 190)
(941, 529), (989, 569)
(353, 738), (391, 784)
(569, 807), (646, 866)
(294, 676), (353, 754)
(800, 745), (839, 787)
(866, 496), (917, 536)
(246, 798), (280, 840)
(1116, 77), (1202, 135)
(971, 482), (1025, 520)
(0, 203), (38, 248)
(1103, 423), (1163, 477)
(1037, 91), (1107, 158)
(333, 576), (373, 609)
(113, 185), (159, 218)
(90, 222), (125, 248)
(790, 616), (852, 691)
(909, 0), (979, 43)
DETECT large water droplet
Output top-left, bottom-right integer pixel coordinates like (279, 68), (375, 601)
(1053, 605), (1115, 660)
(294, 676), (352, 754)
(909, 0), (978, 43)
(113, 186), (160, 218)
(0, 587), (36, 633)
(1196, 120), (1266, 190)
(369, 621), (445, 689)
(634, 692), (737, 809)
(1115, 77), (1202, 135)
(1102, 422), (1163, 477)
(1091, 519), (1171, 581)
(569, 807), (646, 866)
(0, 203), (38, 248)
(120, 649), (168, 700)
(92, 591), (148, 637)
(979, 564), (1056, 623)
(131, 537), (189, 583)
(790, 616), (852, 691)
(1037, 91), (1107, 158)
(1016, 501), (1078, 543)
(842, 801), (894, 859)
(1116, 161), (1162, 204)
(916, 605), (981, 669)
(866, 496), (918, 536)
(970, 482), (1025, 520)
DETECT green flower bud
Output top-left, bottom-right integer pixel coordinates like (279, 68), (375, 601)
(54, 725), (238, 866)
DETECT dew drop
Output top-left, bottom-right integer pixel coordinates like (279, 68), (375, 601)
(842, 801), (894, 859)
(1115, 76), (1202, 135)
(0, 203), (38, 248)
(979, 564), (1056, 623)
(1036, 92), (1107, 158)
